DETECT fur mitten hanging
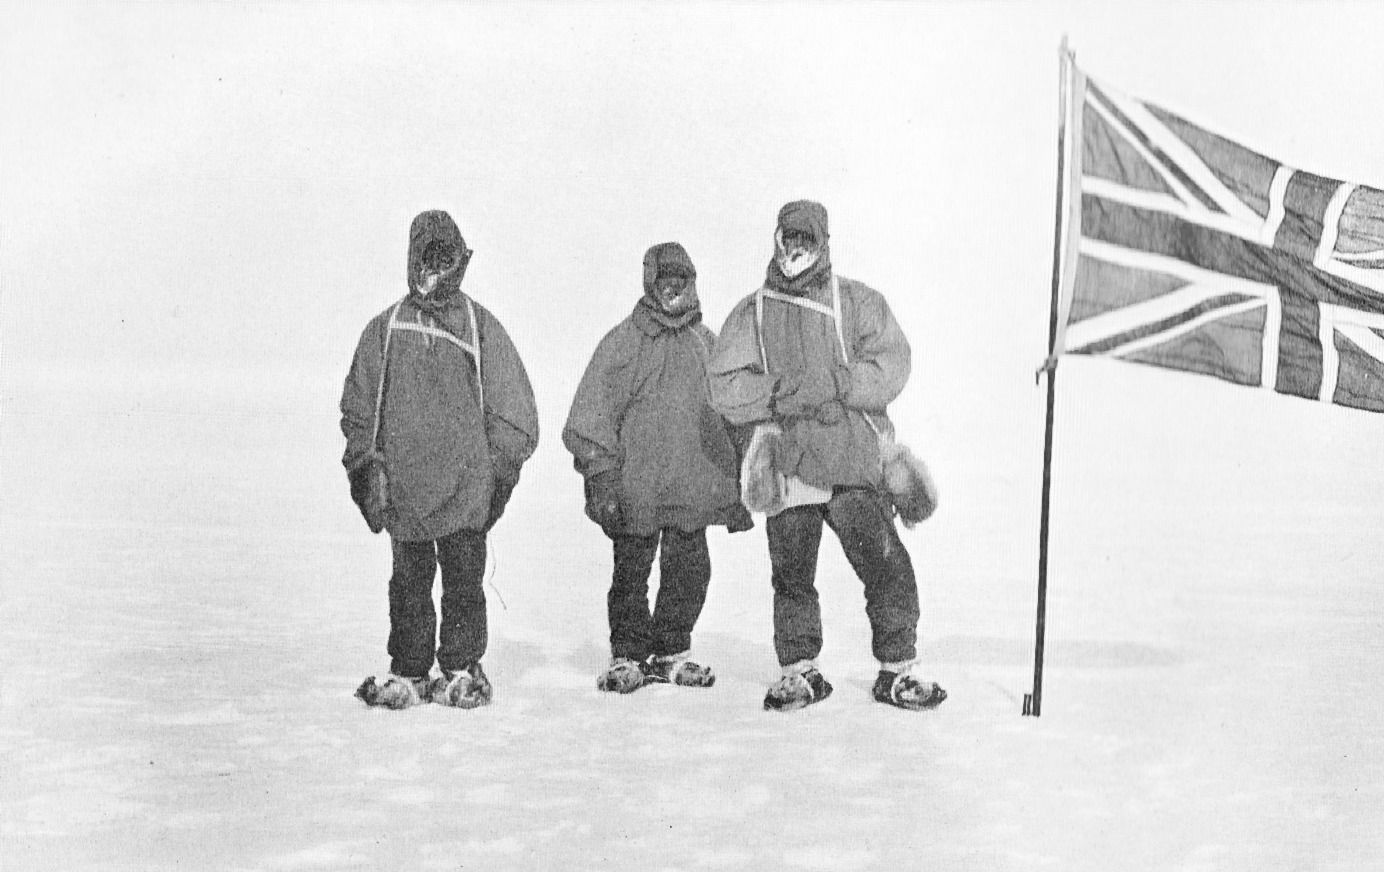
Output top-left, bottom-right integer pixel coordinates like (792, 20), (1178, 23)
(740, 423), (785, 515)
(740, 422), (835, 515)
(880, 437), (938, 527)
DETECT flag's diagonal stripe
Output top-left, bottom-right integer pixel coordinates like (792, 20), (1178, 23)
(1320, 255), (1384, 295)
(1314, 187), (1384, 292)
(1323, 320), (1384, 408)
(1066, 263), (1254, 346)
(1077, 237), (1281, 299)
(1083, 177), (1265, 243)
(1081, 177), (1184, 215)
(1319, 306), (1384, 403)
(1102, 297), (1266, 360)
(1337, 322), (1384, 363)
(1084, 197), (1384, 302)
(1070, 238), (1283, 385)
(1333, 249), (1384, 263)
(1094, 80), (1266, 228)
(1321, 301), (1384, 332)
(1086, 83), (1206, 212)
(1087, 174), (1384, 297)
(1069, 290), (1262, 357)
(1341, 325), (1384, 370)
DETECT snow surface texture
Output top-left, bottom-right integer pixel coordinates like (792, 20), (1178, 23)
(3, 363), (1383, 872)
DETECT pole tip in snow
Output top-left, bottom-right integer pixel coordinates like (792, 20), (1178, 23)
(1022, 693), (1040, 717)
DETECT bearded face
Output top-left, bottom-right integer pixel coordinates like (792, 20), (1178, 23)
(651, 270), (699, 316)
(415, 240), (465, 297)
(776, 228), (821, 279)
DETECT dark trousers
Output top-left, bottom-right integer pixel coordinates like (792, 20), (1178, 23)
(766, 487), (920, 666)
(388, 528), (487, 677)
(608, 527), (711, 661)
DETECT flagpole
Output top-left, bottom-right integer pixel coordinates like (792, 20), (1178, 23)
(1024, 39), (1072, 718)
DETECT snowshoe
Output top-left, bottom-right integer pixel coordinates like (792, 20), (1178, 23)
(355, 674), (429, 709)
(873, 668), (946, 711)
(643, 652), (715, 688)
(429, 662), (493, 709)
(763, 665), (833, 712)
(597, 657), (648, 694)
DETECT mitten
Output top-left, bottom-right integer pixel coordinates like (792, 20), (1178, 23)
(772, 366), (850, 421)
(726, 503), (755, 534)
(880, 439), (939, 528)
(585, 469), (624, 536)
(483, 465), (520, 534)
(348, 458), (389, 534)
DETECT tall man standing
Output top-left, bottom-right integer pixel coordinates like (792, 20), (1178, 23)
(707, 199), (946, 712)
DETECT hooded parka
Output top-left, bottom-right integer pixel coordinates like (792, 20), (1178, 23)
(564, 242), (751, 537)
(340, 211), (539, 542)
(707, 200), (911, 492)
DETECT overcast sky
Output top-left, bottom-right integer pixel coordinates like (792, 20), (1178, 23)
(5, 1), (1384, 501)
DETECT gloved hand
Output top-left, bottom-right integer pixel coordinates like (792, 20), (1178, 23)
(772, 366), (851, 423)
(483, 469), (520, 534)
(585, 470), (624, 536)
(348, 458), (389, 534)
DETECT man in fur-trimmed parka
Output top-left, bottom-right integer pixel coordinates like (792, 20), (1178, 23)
(707, 199), (945, 712)
(564, 242), (752, 694)
(340, 209), (538, 710)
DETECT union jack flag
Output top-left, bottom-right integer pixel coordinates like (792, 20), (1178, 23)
(1054, 52), (1384, 412)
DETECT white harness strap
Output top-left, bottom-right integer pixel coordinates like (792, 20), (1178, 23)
(373, 297), (485, 446)
(753, 290), (768, 371)
(465, 296), (484, 413)
(828, 276), (849, 364)
(689, 326), (712, 367)
(370, 300), (404, 451)
(388, 321), (477, 355)
(761, 288), (835, 318)
(755, 277), (850, 369)
(754, 277), (881, 437)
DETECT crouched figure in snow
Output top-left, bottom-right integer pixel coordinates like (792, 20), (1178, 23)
(563, 242), (753, 694)
(707, 200), (945, 712)
(340, 210), (538, 710)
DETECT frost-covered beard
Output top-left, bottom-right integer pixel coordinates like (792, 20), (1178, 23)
(413, 243), (463, 297)
(775, 229), (821, 279)
(652, 275), (699, 316)
(415, 266), (455, 297)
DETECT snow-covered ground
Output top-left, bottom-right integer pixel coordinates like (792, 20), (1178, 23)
(3, 363), (1382, 872)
